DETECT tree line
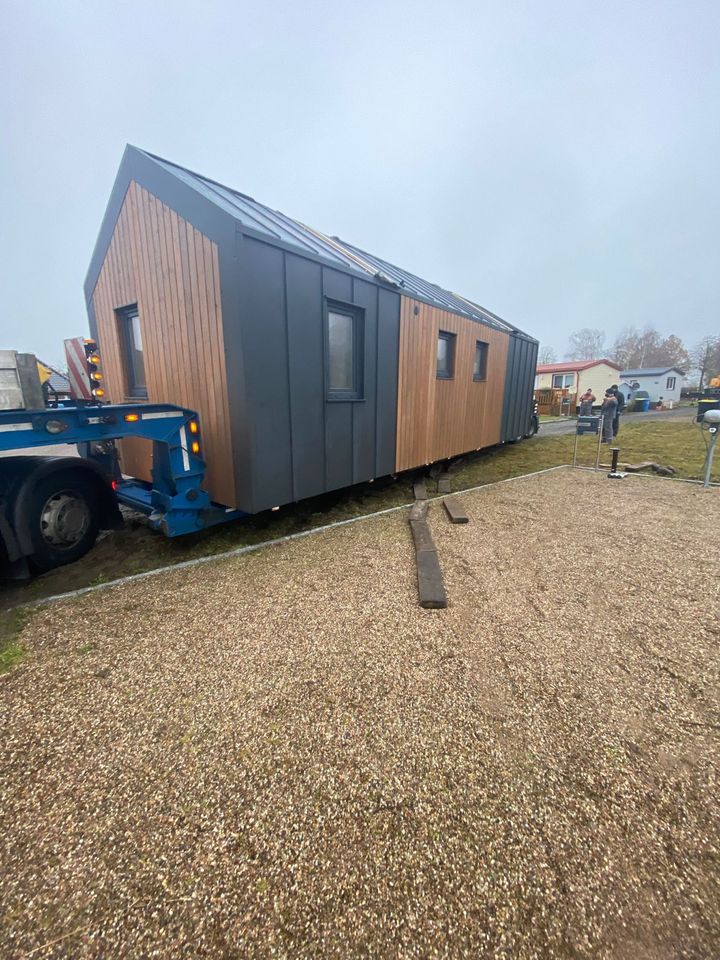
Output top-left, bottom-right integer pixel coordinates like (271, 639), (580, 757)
(538, 328), (720, 389)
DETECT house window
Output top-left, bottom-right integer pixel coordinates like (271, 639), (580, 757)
(437, 331), (456, 379)
(473, 341), (489, 381)
(117, 304), (147, 398)
(666, 376), (676, 390)
(552, 373), (574, 389)
(327, 301), (364, 400)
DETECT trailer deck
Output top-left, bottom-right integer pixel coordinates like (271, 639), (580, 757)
(2, 470), (718, 958)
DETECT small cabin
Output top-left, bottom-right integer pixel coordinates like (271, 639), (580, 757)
(620, 367), (685, 404)
(85, 146), (538, 513)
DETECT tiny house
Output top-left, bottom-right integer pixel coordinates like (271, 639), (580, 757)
(85, 147), (538, 513)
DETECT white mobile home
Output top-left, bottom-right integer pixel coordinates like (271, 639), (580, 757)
(621, 367), (685, 404)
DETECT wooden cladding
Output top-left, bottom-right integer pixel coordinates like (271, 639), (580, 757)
(91, 181), (235, 507)
(395, 297), (509, 472)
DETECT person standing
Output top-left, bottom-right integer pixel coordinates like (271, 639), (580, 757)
(601, 390), (618, 444)
(578, 388), (595, 416)
(609, 383), (625, 437)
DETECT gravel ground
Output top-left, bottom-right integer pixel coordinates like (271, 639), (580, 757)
(1, 470), (719, 959)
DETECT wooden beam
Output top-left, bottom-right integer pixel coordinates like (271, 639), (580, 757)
(443, 497), (469, 524)
(408, 512), (448, 609)
(437, 473), (451, 494)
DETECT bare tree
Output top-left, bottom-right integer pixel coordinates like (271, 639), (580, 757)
(538, 345), (557, 364)
(565, 328), (606, 361)
(690, 336), (720, 390)
(610, 326), (690, 371)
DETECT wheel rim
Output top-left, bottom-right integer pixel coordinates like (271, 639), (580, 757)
(39, 491), (91, 549)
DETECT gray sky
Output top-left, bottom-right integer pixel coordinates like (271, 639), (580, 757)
(1, 0), (718, 367)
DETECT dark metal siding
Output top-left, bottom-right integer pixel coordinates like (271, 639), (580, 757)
(501, 335), (538, 442)
(238, 236), (400, 512)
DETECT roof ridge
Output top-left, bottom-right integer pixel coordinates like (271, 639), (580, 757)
(134, 146), (535, 340)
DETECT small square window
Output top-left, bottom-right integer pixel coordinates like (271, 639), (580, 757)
(437, 331), (456, 379)
(473, 341), (489, 381)
(326, 300), (364, 400)
(117, 304), (147, 399)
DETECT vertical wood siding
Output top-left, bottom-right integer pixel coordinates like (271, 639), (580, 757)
(90, 181), (235, 507)
(395, 297), (510, 471)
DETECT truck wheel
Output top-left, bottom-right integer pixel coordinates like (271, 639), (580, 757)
(24, 472), (101, 573)
(524, 415), (539, 439)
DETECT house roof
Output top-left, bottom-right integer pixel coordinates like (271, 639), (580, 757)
(38, 361), (71, 394)
(136, 149), (530, 338)
(536, 359), (622, 374)
(621, 367), (685, 378)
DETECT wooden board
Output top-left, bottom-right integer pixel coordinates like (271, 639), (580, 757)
(444, 497), (469, 524)
(90, 181), (235, 507)
(408, 514), (448, 609)
(415, 548), (448, 609)
(437, 473), (451, 494)
(410, 501), (428, 521)
(413, 479), (427, 500)
(395, 297), (510, 472)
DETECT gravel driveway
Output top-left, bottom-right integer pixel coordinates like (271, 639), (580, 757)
(1, 470), (718, 958)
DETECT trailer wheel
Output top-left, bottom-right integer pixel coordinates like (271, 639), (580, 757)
(23, 472), (101, 573)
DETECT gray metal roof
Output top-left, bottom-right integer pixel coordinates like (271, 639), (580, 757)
(621, 367), (685, 378)
(143, 150), (523, 336)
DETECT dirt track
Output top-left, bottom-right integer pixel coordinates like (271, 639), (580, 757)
(1, 470), (718, 958)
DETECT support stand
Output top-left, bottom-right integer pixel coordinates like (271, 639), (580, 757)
(572, 415), (603, 470)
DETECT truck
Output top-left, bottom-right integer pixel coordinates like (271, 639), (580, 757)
(0, 342), (244, 578)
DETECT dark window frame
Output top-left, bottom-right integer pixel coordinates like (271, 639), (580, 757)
(436, 330), (456, 380)
(324, 298), (365, 402)
(117, 303), (148, 399)
(473, 340), (489, 381)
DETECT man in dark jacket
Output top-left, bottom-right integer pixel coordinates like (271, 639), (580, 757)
(601, 390), (618, 444)
(609, 384), (625, 437)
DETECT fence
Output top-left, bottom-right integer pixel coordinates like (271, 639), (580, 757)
(534, 388), (577, 417)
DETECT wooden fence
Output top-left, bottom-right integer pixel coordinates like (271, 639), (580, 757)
(534, 388), (577, 417)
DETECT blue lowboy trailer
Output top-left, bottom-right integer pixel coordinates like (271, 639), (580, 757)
(0, 401), (245, 577)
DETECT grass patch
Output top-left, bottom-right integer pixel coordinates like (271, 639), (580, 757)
(0, 607), (31, 673)
(1, 418), (714, 611)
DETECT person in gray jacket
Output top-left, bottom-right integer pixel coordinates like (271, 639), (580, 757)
(601, 390), (618, 444)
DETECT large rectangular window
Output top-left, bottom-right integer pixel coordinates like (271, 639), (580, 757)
(666, 376), (676, 390)
(326, 301), (364, 400)
(117, 304), (147, 399)
(436, 331), (456, 379)
(552, 373), (574, 389)
(473, 341), (489, 381)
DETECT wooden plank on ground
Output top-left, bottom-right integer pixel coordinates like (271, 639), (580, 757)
(408, 512), (448, 609)
(410, 518), (435, 554)
(444, 497), (469, 524)
(413, 479), (427, 500)
(415, 549), (448, 609)
(437, 473), (451, 494)
(409, 501), (428, 521)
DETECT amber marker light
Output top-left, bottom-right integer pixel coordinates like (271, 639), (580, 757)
(191, 440), (201, 455)
(124, 413), (140, 422)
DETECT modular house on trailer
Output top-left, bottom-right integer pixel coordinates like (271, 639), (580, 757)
(85, 146), (538, 514)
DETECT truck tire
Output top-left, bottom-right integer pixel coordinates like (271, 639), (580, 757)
(524, 414), (539, 439)
(22, 471), (101, 573)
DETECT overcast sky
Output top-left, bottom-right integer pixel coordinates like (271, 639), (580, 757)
(1, 0), (718, 367)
